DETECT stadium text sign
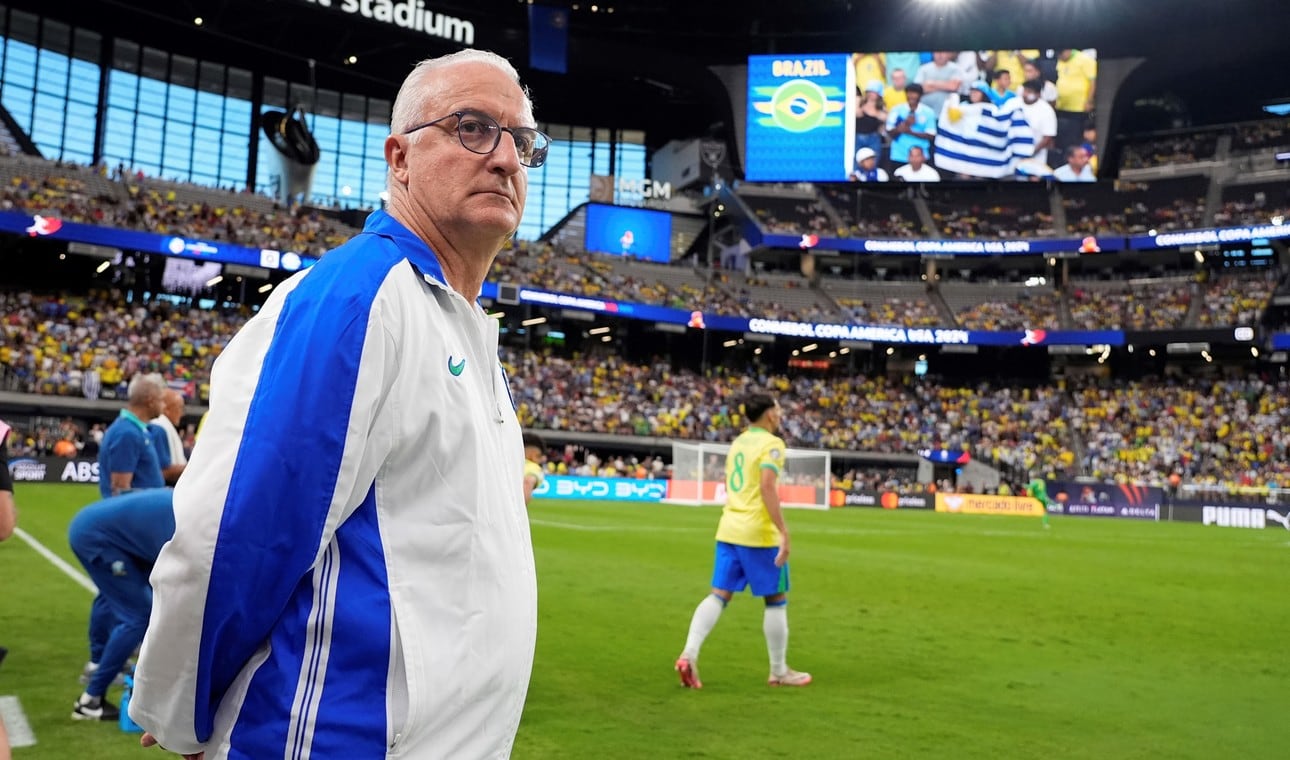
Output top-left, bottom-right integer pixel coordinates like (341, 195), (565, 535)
(301, 0), (475, 45)
(1131, 223), (1290, 249)
(6, 457), (99, 484)
(616, 178), (672, 200)
(862, 240), (1034, 254)
(935, 494), (1045, 517)
(747, 319), (970, 344)
(532, 476), (667, 503)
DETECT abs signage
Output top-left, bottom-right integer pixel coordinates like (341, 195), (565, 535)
(6, 457), (99, 484)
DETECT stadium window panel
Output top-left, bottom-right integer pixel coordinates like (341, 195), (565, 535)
(2, 84), (34, 139)
(136, 79), (166, 117)
(35, 48), (69, 92)
(224, 96), (252, 136)
(255, 133), (282, 197)
(107, 70), (139, 110)
(192, 127), (222, 182)
(62, 101), (97, 163)
(67, 59), (100, 104)
(102, 110), (135, 161)
(2, 40), (37, 91)
(360, 173), (385, 210)
(167, 85), (197, 124)
(135, 113), (165, 168)
(163, 131), (194, 178)
(31, 92), (65, 147)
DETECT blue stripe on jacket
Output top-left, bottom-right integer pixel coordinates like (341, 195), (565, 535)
(193, 210), (432, 752)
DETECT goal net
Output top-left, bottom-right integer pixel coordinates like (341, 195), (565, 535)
(669, 441), (832, 510)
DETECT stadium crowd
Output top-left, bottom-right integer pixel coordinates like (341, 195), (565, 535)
(5, 299), (1288, 493)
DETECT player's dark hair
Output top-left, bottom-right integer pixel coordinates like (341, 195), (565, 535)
(742, 394), (777, 424)
(522, 431), (546, 451)
(904, 83), (924, 95)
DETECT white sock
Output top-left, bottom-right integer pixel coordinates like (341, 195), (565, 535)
(681, 594), (726, 660)
(764, 604), (788, 675)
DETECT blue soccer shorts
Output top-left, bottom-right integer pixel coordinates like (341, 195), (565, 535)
(711, 541), (789, 597)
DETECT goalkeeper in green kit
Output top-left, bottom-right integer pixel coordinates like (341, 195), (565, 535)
(1025, 477), (1053, 528)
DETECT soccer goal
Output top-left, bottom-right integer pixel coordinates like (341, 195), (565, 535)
(669, 441), (832, 510)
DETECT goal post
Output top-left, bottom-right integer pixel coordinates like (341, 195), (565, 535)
(669, 441), (832, 510)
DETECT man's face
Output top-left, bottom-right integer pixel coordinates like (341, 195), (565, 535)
(933, 51), (952, 65)
(891, 70), (907, 90)
(1069, 147), (1090, 171)
(1023, 63), (1041, 82)
(164, 392), (184, 424)
(1022, 88), (1039, 105)
(766, 403), (783, 434)
(995, 72), (1011, 91)
(906, 89), (921, 108)
(390, 62), (530, 244)
(908, 147), (924, 169)
(1058, 49), (1073, 61)
(148, 390), (166, 419)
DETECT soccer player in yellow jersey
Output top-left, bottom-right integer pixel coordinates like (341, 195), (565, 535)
(522, 432), (546, 506)
(674, 394), (811, 689)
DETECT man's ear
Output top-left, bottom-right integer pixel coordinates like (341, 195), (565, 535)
(385, 134), (410, 186)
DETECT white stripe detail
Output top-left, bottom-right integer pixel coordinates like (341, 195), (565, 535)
(0, 695), (37, 747)
(285, 540), (341, 760)
(12, 527), (98, 594)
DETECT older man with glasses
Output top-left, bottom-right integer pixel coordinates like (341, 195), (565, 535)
(129, 50), (543, 760)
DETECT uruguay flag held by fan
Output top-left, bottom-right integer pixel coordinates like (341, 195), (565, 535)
(932, 82), (1035, 179)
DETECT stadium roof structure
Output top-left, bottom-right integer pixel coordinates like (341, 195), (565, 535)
(10, 0), (1290, 148)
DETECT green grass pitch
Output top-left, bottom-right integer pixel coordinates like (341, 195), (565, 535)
(1, 484), (1287, 758)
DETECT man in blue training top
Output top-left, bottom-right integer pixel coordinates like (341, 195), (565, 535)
(97, 373), (167, 498)
(68, 488), (176, 721)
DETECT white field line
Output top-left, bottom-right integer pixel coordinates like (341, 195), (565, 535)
(12, 526), (97, 594)
(0, 695), (37, 747)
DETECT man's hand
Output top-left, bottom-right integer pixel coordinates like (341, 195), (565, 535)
(141, 732), (204, 760)
(774, 534), (790, 567)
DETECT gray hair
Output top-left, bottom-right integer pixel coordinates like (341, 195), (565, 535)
(127, 372), (167, 405)
(389, 50), (533, 136)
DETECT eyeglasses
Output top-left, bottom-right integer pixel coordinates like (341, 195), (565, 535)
(403, 110), (550, 168)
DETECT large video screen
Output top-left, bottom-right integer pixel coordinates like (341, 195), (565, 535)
(584, 203), (673, 263)
(746, 50), (1099, 183)
(161, 257), (223, 294)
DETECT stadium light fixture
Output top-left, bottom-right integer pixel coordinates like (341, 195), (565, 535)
(802, 343), (818, 353)
(1251, 347), (1260, 357)
(1149, 349), (1157, 357)
(521, 316), (547, 326)
(886, 347), (894, 355)
(601, 335), (612, 342)
(1193, 249), (1205, 263)
(722, 340), (738, 348)
(488, 311), (504, 319)
(258, 283), (273, 294)
(206, 275), (223, 287)
(194, 17), (203, 26)
(792, 350), (800, 356)
(829, 351), (837, 358)
(95, 261), (111, 273)
(588, 326), (611, 335)
(839, 347), (850, 355)
(754, 347), (762, 355)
